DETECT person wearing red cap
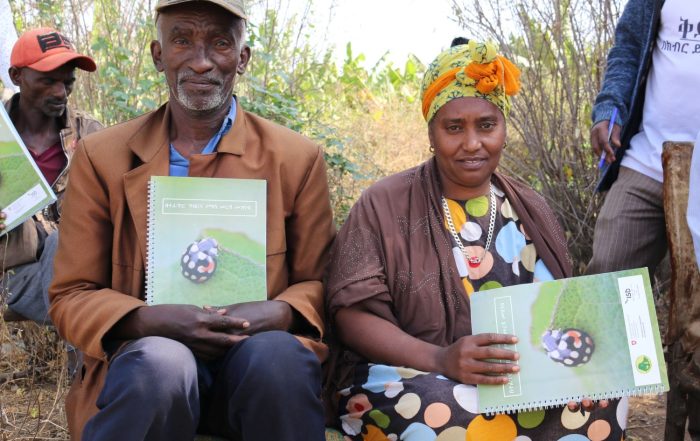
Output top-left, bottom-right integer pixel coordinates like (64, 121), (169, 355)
(47, 1), (335, 440)
(0, 27), (102, 325)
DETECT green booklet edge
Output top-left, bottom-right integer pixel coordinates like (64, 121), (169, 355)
(0, 105), (57, 236)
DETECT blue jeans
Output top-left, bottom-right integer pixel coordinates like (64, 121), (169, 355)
(2, 230), (57, 325)
(82, 331), (325, 441)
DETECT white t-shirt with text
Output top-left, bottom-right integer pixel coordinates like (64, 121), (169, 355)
(624, 0), (700, 183)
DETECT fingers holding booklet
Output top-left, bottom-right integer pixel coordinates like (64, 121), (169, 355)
(436, 333), (521, 386)
(567, 398), (609, 412)
(471, 268), (668, 414)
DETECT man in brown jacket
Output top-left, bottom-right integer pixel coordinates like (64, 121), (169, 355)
(0, 27), (102, 324)
(48, 0), (335, 440)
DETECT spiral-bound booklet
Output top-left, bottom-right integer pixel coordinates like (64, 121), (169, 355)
(0, 105), (56, 236)
(146, 176), (267, 307)
(471, 268), (668, 413)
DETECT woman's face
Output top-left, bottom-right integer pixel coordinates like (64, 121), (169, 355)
(429, 97), (506, 200)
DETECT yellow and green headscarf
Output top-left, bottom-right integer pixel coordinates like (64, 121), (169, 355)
(420, 40), (521, 122)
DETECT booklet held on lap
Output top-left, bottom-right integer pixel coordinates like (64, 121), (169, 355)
(471, 268), (669, 414)
(146, 176), (267, 307)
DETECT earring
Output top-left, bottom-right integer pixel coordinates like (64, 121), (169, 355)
(503, 142), (508, 149)
(429, 145), (435, 153)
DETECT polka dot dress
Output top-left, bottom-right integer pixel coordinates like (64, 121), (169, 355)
(337, 365), (626, 440)
(444, 186), (555, 297)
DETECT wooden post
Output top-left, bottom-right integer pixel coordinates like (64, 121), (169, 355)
(662, 141), (700, 440)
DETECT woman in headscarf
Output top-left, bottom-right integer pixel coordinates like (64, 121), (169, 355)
(325, 40), (626, 439)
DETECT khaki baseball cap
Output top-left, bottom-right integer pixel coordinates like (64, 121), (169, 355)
(155, 0), (247, 20)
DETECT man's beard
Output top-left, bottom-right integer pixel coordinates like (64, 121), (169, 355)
(174, 70), (230, 112)
(42, 99), (67, 118)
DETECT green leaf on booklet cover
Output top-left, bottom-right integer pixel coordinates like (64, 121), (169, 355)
(161, 228), (266, 307)
(529, 272), (634, 389)
(204, 228), (266, 265)
(0, 147), (41, 207)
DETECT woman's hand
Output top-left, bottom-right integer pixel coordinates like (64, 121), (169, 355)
(567, 399), (609, 412)
(435, 333), (520, 385)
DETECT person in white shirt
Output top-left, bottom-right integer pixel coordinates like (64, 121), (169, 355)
(589, 0), (700, 436)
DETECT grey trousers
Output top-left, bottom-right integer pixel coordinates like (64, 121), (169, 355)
(82, 331), (325, 441)
(1, 230), (57, 325)
(586, 167), (667, 278)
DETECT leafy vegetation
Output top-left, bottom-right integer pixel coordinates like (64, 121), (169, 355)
(9, 0), (430, 226)
(7, 0), (627, 271)
(452, 0), (623, 273)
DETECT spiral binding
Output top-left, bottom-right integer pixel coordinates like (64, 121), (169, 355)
(482, 383), (668, 415)
(145, 178), (157, 305)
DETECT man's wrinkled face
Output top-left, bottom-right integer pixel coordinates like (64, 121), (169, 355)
(11, 64), (76, 118)
(151, 3), (250, 114)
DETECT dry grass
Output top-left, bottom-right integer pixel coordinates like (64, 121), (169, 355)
(0, 319), (69, 440)
(324, 94), (429, 216)
(344, 98), (431, 177)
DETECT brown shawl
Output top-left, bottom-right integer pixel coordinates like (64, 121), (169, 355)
(324, 158), (571, 389)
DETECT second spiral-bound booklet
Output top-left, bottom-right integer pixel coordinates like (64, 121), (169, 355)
(471, 267), (668, 414)
(0, 105), (56, 236)
(146, 176), (267, 307)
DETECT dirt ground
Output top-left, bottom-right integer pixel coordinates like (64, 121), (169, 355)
(0, 361), (686, 441)
(627, 394), (692, 441)
(1, 381), (69, 440)
(0, 323), (70, 440)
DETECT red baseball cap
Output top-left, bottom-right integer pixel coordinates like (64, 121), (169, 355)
(11, 28), (96, 72)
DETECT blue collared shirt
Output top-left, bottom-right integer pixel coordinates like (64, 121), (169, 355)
(169, 98), (237, 176)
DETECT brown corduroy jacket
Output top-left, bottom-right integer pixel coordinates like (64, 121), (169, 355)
(48, 99), (336, 439)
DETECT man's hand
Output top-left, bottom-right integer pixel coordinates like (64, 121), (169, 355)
(0, 211), (6, 231)
(435, 333), (520, 385)
(212, 300), (295, 335)
(108, 304), (250, 360)
(590, 120), (621, 164)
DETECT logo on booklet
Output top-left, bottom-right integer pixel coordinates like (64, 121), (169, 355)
(635, 355), (653, 374)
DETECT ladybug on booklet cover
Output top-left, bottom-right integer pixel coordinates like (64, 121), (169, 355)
(180, 237), (219, 283)
(541, 328), (595, 367)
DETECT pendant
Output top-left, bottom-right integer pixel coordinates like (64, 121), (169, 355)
(467, 256), (482, 266)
